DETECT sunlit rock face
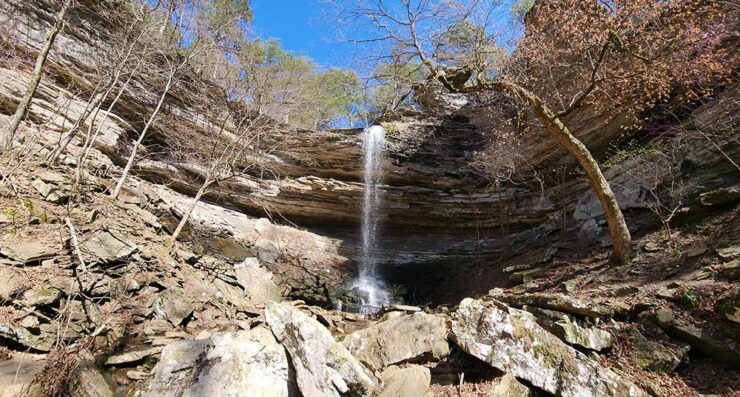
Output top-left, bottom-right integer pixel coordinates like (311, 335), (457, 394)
(2, 0), (737, 307)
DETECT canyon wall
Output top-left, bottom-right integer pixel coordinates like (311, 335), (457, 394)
(1, 0), (737, 305)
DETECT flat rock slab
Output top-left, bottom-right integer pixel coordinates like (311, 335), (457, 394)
(0, 321), (53, 352)
(67, 358), (115, 397)
(663, 323), (740, 367)
(32, 178), (67, 203)
(265, 301), (377, 397)
(21, 287), (62, 307)
(0, 242), (57, 265)
(451, 298), (645, 397)
(153, 289), (194, 326)
(628, 330), (688, 374)
(105, 346), (163, 366)
(234, 257), (282, 305)
(0, 352), (45, 397)
(82, 230), (136, 264)
(488, 373), (533, 397)
(143, 328), (297, 397)
(377, 365), (430, 397)
(342, 311), (450, 370)
(0, 265), (24, 300)
(498, 292), (615, 319)
(528, 308), (613, 351)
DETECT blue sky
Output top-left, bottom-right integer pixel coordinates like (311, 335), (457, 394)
(250, 0), (522, 72)
(250, 0), (340, 67)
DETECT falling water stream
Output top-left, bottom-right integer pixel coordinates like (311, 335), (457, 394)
(351, 125), (390, 313)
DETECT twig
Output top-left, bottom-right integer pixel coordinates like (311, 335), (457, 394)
(64, 217), (87, 273)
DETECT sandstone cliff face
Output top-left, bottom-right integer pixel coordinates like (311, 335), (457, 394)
(1, 0), (737, 305)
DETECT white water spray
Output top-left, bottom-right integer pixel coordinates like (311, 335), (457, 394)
(352, 125), (390, 313)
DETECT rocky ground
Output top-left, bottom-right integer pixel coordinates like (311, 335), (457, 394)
(0, 148), (738, 396)
(1, 1), (738, 396)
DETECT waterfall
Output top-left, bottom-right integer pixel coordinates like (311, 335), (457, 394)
(352, 125), (390, 313)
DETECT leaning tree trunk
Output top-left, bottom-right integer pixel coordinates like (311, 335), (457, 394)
(496, 81), (633, 265)
(168, 176), (212, 252)
(111, 73), (174, 199)
(1, 0), (72, 151)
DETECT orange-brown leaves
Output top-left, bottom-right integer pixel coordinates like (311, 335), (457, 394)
(510, 0), (737, 118)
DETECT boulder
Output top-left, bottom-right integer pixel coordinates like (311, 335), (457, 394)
(717, 246), (740, 260)
(718, 291), (740, 324)
(31, 178), (67, 204)
(21, 287), (62, 307)
(488, 373), (533, 397)
(663, 323), (740, 367)
(342, 311), (450, 370)
(105, 346), (163, 366)
(451, 298), (645, 397)
(0, 265), (24, 300)
(528, 308), (613, 351)
(499, 292), (615, 319)
(718, 259), (740, 280)
(557, 318), (613, 351)
(0, 352), (45, 397)
(234, 257), (282, 305)
(377, 365), (430, 397)
(653, 309), (675, 327)
(153, 289), (194, 326)
(0, 242), (56, 265)
(628, 330), (688, 374)
(67, 355), (115, 397)
(255, 238), (281, 265)
(143, 327), (296, 397)
(82, 230), (136, 264)
(265, 301), (377, 397)
(699, 187), (740, 206)
(0, 321), (53, 352)
(48, 275), (76, 295)
(19, 316), (39, 329)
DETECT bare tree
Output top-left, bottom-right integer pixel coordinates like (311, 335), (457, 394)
(167, 109), (271, 251)
(71, 45), (149, 200)
(347, 0), (735, 265)
(47, 3), (156, 165)
(111, 1), (249, 199)
(1, 0), (72, 151)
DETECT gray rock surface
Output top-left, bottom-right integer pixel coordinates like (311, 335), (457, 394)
(663, 323), (740, 367)
(499, 292), (615, 319)
(0, 265), (24, 300)
(528, 308), (613, 351)
(153, 289), (194, 326)
(0, 321), (53, 351)
(628, 330), (688, 374)
(234, 257), (282, 305)
(144, 327), (296, 397)
(67, 356), (115, 397)
(699, 186), (740, 206)
(342, 311), (450, 370)
(377, 365), (430, 397)
(31, 172), (69, 203)
(0, 352), (44, 397)
(21, 287), (62, 307)
(82, 230), (136, 264)
(487, 373), (532, 397)
(105, 346), (163, 366)
(451, 298), (645, 397)
(265, 301), (377, 397)
(0, 242), (57, 265)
